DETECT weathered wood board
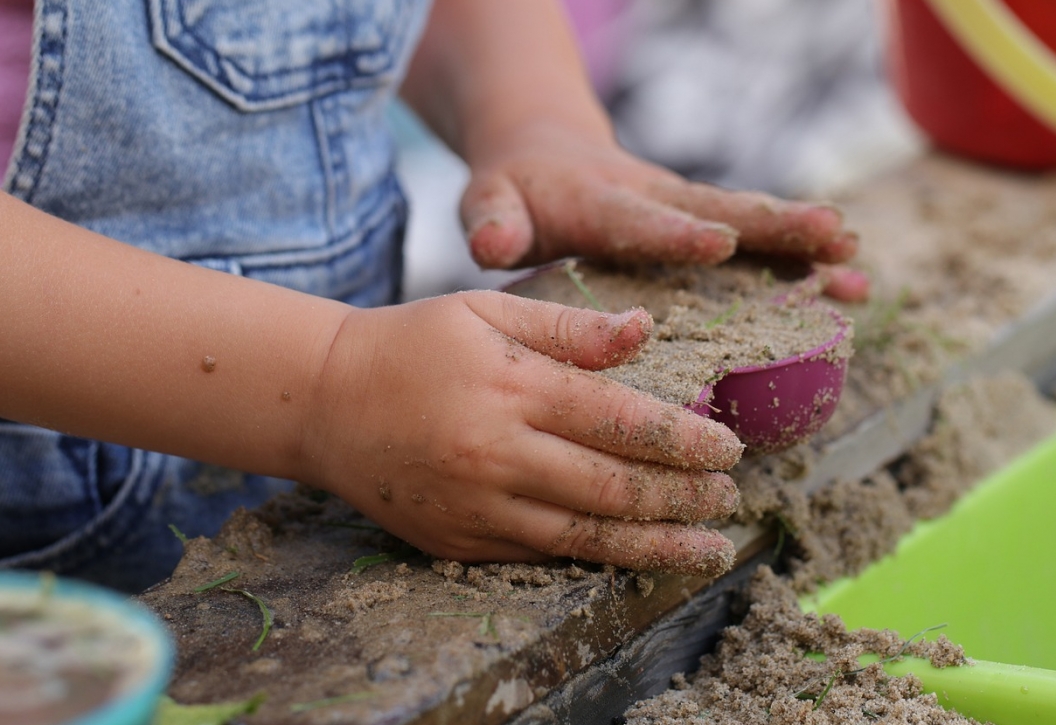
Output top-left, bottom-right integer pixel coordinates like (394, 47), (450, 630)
(142, 154), (1056, 725)
(510, 154), (1056, 723)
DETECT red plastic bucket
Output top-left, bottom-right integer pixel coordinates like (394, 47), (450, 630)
(886, 0), (1056, 168)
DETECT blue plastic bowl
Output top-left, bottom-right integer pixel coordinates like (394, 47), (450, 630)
(0, 570), (174, 725)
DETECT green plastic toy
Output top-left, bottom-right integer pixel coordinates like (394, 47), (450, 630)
(802, 432), (1056, 725)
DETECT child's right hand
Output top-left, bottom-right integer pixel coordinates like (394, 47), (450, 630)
(300, 291), (744, 578)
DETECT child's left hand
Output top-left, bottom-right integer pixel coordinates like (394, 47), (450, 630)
(459, 121), (869, 302)
(402, 0), (869, 302)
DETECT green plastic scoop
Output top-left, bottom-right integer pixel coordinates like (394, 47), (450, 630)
(801, 433), (1056, 725)
(803, 653), (1056, 725)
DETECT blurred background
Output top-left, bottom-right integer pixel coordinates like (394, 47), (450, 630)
(397, 0), (926, 301)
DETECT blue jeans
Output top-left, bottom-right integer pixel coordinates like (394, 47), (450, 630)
(0, 435), (290, 593)
(1, 0), (431, 592)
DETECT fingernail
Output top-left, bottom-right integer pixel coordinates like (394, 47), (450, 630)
(821, 266), (871, 303)
(466, 215), (503, 239)
(693, 473), (741, 519)
(818, 230), (859, 264)
(717, 477), (741, 516)
(835, 230), (859, 249)
(699, 222), (738, 261)
(688, 417), (744, 471)
(608, 307), (653, 341)
(707, 221), (739, 240)
(468, 216), (524, 269)
(815, 201), (845, 224)
(683, 529), (737, 579)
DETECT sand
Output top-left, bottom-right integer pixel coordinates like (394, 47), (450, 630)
(785, 372), (1056, 590)
(615, 149), (1056, 723)
(139, 154), (1056, 724)
(505, 259), (851, 406)
(623, 372), (1056, 725)
(622, 567), (975, 725)
(138, 375), (1055, 724)
(139, 492), (630, 724)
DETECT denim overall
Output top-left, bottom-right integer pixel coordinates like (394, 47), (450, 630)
(1, 0), (432, 591)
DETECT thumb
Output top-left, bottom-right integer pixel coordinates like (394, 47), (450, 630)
(466, 292), (654, 371)
(461, 172), (535, 269)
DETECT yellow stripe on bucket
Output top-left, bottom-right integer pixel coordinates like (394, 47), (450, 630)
(925, 0), (1056, 132)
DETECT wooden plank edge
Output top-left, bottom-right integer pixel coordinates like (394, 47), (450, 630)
(496, 291), (1056, 725)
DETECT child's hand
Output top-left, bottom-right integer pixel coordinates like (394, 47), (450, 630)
(301, 291), (744, 577)
(402, 0), (869, 302)
(460, 122), (869, 302)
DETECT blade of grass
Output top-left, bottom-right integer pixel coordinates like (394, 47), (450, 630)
(772, 511), (798, 558)
(350, 550), (410, 575)
(168, 523), (190, 545)
(705, 299), (742, 329)
(811, 671), (840, 710)
(846, 623), (949, 675)
(796, 623), (950, 708)
(478, 612), (496, 638)
(194, 571), (241, 593)
(30, 571), (57, 617)
(154, 692), (265, 725)
(563, 260), (606, 312)
(221, 587), (273, 651)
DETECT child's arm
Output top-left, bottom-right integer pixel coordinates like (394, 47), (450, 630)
(0, 192), (346, 479)
(401, 0), (867, 300)
(0, 191), (743, 576)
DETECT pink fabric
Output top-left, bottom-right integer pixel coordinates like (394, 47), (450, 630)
(562, 0), (632, 100)
(1, 0), (34, 174)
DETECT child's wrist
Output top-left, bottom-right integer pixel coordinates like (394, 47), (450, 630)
(463, 113), (615, 172)
(291, 305), (378, 492)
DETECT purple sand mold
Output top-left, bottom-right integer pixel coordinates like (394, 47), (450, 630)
(501, 263), (851, 455)
(689, 306), (850, 454)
